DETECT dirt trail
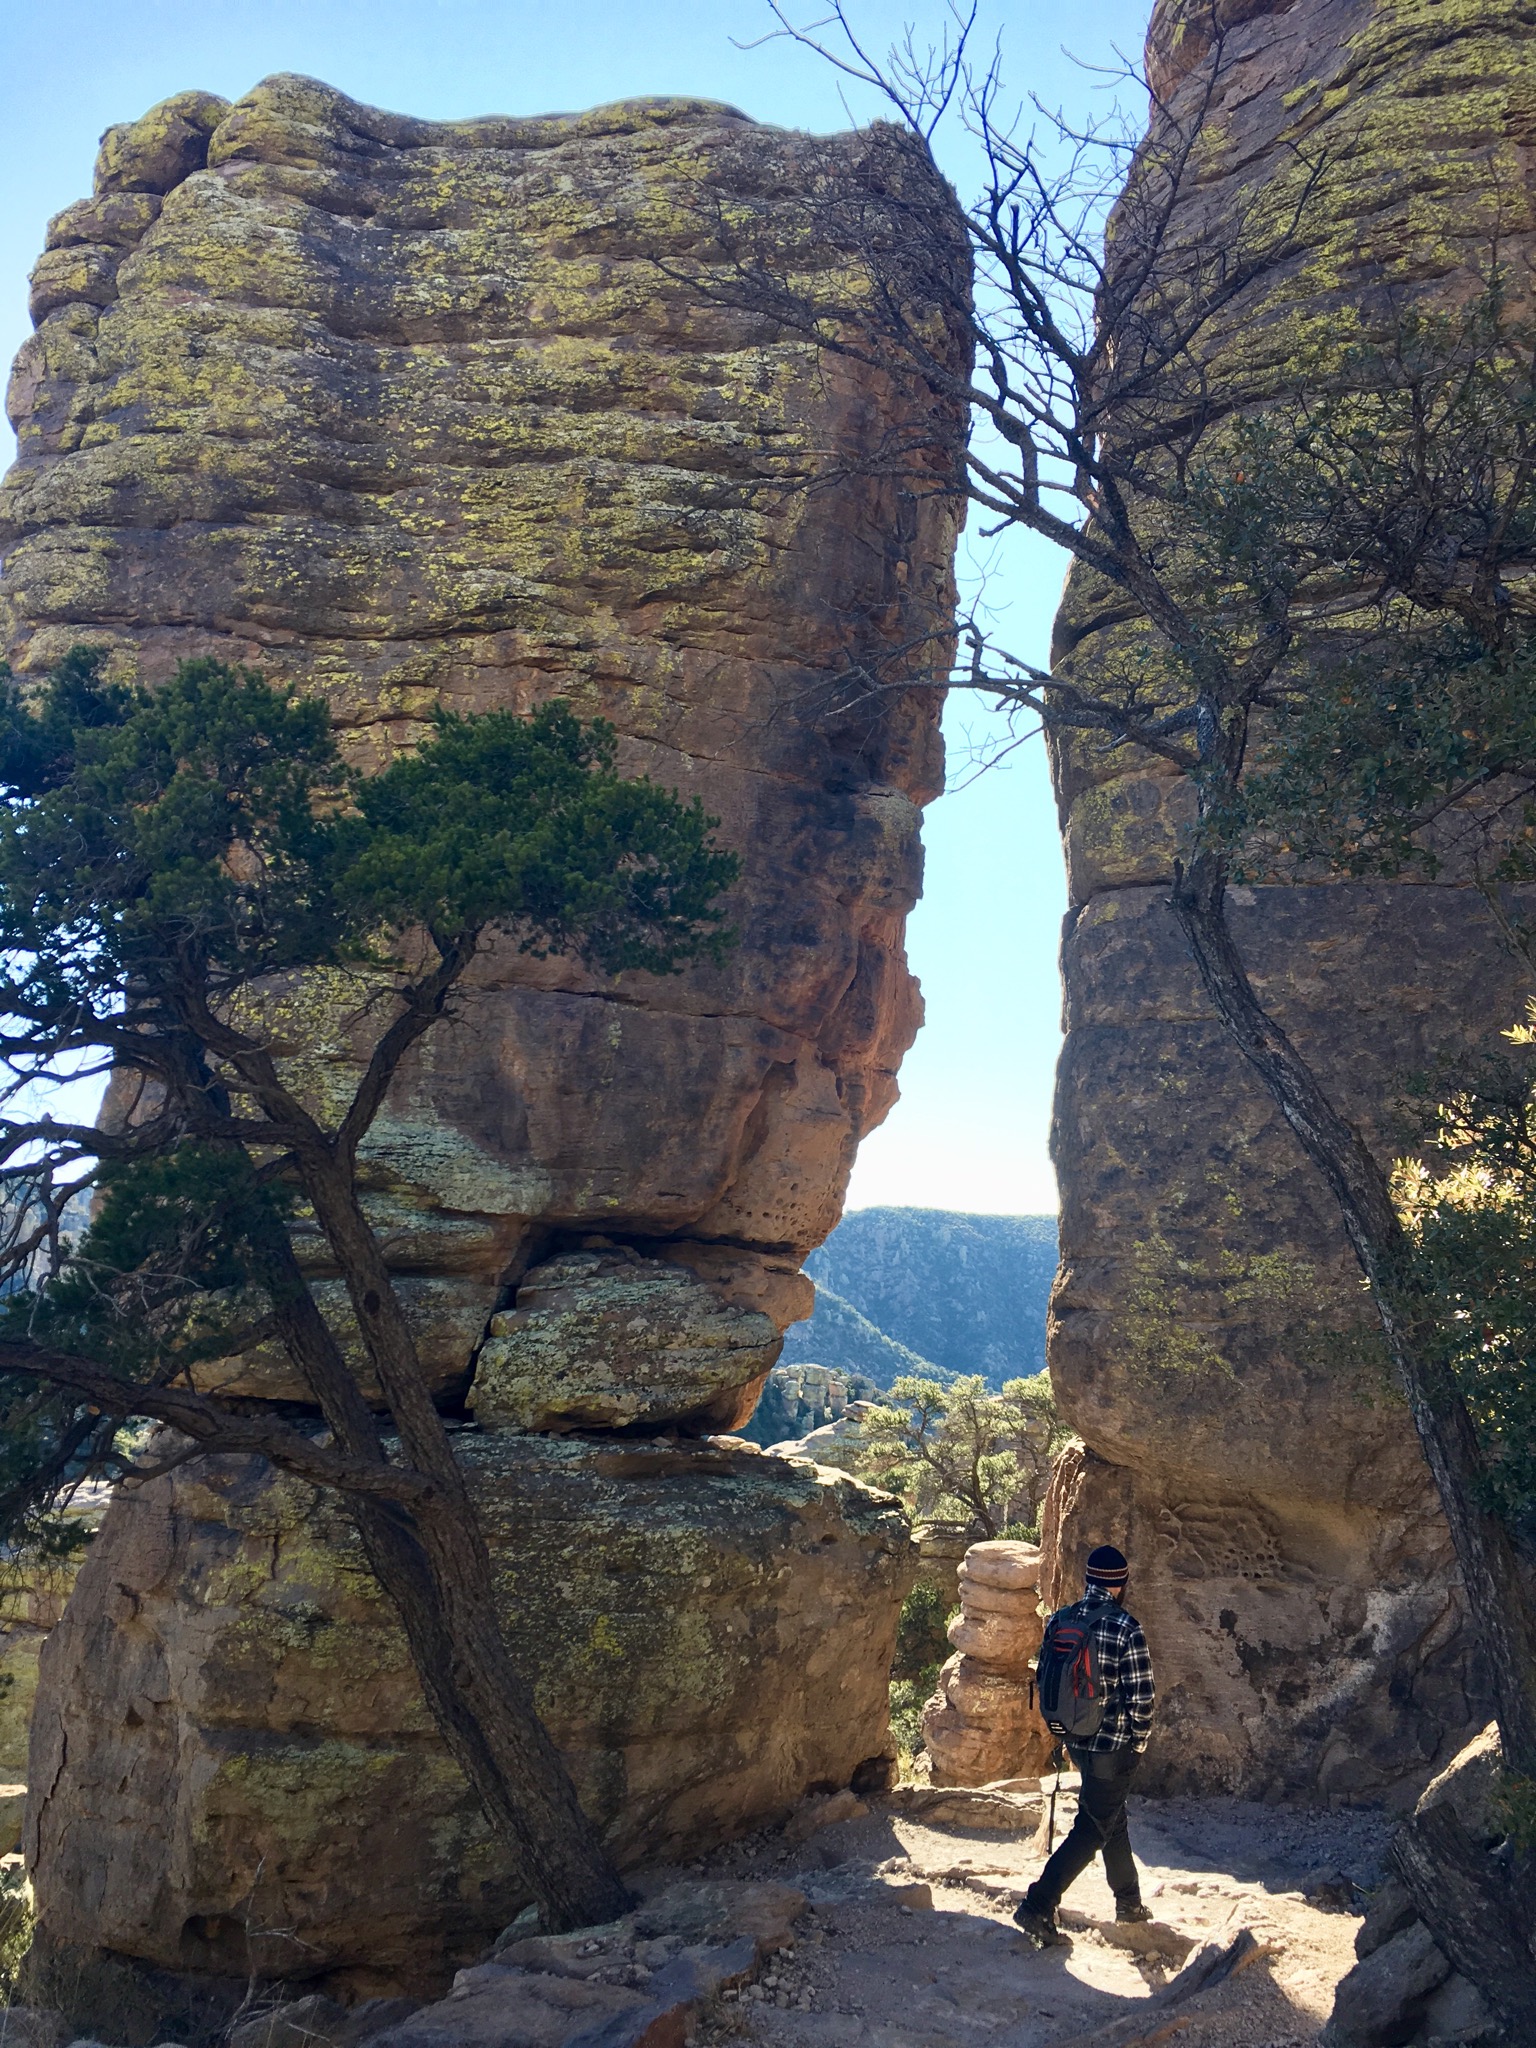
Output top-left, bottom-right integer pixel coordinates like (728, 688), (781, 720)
(684, 1781), (1395, 2048)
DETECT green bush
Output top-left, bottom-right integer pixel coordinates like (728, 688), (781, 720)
(892, 1580), (954, 1683)
(887, 1581), (958, 1765)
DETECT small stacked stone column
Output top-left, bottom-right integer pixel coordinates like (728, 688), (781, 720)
(922, 1540), (1057, 1786)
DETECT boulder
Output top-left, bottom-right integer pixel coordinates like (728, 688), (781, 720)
(1041, 0), (1536, 1799)
(2, 66), (965, 2026)
(0, 77), (968, 1352)
(470, 1250), (779, 1435)
(26, 1438), (912, 1994)
(1353, 1877), (1418, 1962)
(201, 1273), (500, 1406)
(1414, 1722), (1504, 1847)
(764, 1405), (876, 1473)
(1321, 1920), (1452, 2048)
(922, 1541), (1055, 1786)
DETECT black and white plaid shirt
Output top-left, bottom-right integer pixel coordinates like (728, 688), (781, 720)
(1053, 1585), (1156, 1754)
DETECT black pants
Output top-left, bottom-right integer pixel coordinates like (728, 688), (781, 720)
(1032, 1747), (1141, 1910)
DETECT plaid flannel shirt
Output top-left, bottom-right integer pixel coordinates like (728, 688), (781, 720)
(1053, 1585), (1156, 1754)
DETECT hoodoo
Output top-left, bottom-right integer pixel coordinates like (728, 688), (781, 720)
(1044, 0), (1536, 1803)
(1, 76), (969, 1996)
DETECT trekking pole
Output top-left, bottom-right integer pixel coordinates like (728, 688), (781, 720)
(1045, 1741), (1065, 1854)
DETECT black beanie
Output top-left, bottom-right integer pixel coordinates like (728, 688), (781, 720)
(1085, 1544), (1130, 1587)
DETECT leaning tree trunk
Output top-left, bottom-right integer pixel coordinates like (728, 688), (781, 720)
(1169, 846), (1536, 2029)
(1170, 847), (1536, 1775)
(249, 1213), (634, 1933)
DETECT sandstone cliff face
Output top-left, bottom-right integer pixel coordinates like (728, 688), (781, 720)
(1, 75), (967, 1345)
(1045, 0), (1536, 1802)
(28, 1439), (911, 1995)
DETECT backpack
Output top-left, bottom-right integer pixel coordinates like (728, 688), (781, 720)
(1035, 1599), (1109, 1740)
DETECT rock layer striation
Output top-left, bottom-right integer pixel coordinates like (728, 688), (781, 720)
(922, 1540), (1054, 1788)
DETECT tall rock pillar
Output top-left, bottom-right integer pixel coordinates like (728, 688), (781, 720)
(0, 77), (969, 2001)
(1045, 0), (1536, 1803)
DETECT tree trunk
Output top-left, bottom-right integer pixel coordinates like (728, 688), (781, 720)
(1169, 848), (1536, 1779)
(248, 1213), (633, 1932)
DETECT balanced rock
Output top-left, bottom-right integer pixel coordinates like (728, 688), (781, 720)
(922, 1541), (1055, 1787)
(5, 70), (964, 2017)
(470, 1249), (779, 1434)
(26, 1438), (912, 1994)
(0, 76), (968, 1374)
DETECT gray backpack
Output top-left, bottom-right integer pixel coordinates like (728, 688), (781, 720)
(1035, 1599), (1107, 1740)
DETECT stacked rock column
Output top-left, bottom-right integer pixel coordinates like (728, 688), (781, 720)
(921, 1541), (1055, 1787)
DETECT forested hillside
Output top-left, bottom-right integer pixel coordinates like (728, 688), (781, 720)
(779, 1208), (1057, 1386)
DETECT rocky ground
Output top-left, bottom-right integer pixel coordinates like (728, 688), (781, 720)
(9, 1777), (1399, 2048)
(679, 1777), (1393, 2048)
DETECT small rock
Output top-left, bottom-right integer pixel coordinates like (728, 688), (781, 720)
(880, 1881), (934, 1911)
(1100, 1918), (1197, 1964)
(1418, 1968), (1494, 2041)
(1354, 1876), (1419, 1960)
(782, 1788), (868, 1846)
(884, 1785), (1041, 1831)
(1301, 1865), (1357, 1912)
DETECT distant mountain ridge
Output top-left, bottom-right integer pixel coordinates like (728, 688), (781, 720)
(780, 1207), (1058, 1387)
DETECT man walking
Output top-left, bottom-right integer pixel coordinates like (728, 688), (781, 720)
(1013, 1544), (1156, 1947)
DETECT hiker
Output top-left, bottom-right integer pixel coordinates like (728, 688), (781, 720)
(1013, 1544), (1156, 1947)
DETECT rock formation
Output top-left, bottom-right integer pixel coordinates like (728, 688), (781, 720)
(1, 74), (966, 1331)
(2, 75), (968, 1999)
(30, 1439), (908, 1995)
(741, 1362), (881, 1448)
(1045, 0), (1536, 1800)
(1323, 1725), (1503, 2048)
(921, 1540), (1054, 1787)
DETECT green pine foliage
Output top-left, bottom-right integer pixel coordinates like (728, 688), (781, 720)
(0, 651), (740, 1540)
(858, 1372), (1069, 1543)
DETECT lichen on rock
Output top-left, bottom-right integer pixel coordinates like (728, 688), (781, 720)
(1040, 0), (1536, 1806)
(470, 1248), (780, 1433)
(25, 1437), (914, 1994)
(4, 73), (968, 1996)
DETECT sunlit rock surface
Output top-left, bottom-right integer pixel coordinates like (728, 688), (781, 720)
(0, 72), (969, 1370)
(4, 75), (967, 1994)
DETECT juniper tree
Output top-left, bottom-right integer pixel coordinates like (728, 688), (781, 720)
(0, 647), (738, 1933)
(858, 1372), (1067, 1544)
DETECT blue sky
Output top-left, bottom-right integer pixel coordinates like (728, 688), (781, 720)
(0, 0), (1153, 1215)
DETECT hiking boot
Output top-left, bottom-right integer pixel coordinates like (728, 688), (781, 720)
(1012, 1890), (1065, 1948)
(1116, 1901), (1153, 1924)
